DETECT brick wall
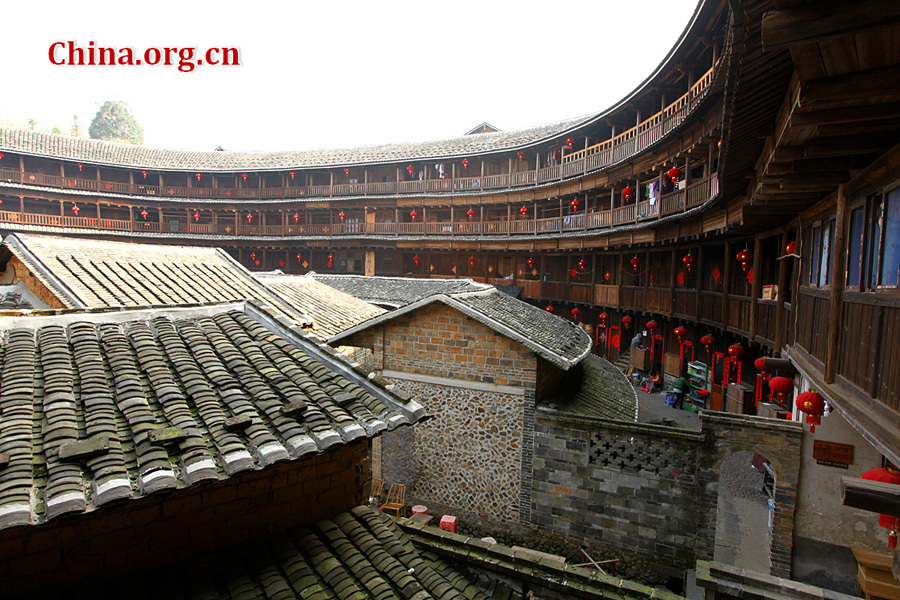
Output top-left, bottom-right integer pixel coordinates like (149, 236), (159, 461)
(0, 440), (368, 597)
(10, 255), (67, 309)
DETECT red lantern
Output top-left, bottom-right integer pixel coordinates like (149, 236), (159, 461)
(621, 315), (633, 330)
(682, 254), (695, 272)
(140, 209), (148, 220)
(768, 376), (794, 407)
(862, 466), (900, 549)
(727, 344), (746, 359)
(293, 212), (300, 223)
(410, 210), (418, 221)
(701, 334), (716, 353)
(599, 312), (609, 325)
(467, 209), (475, 220)
(717, 139), (722, 150)
(344, 168), (350, 177)
(195, 173), (202, 182)
(338, 211), (345, 222)
(546, 306), (554, 313)
(296, 253), (303, 262)
(77, 163), (83, 172)
(797, 390), (826, 433)
(327, 253), (334, 269)
(517, 152), (524, 161)
(571, 268), (578, 278)
(241, 173), (248, 182)
(413, 255), (420, 266)
(571, 308), (581, 321)
(246, 213), (253, 223)
(72, 204), (80, 216)
(570, 198), (580, 212)
(786, 241), (797, 255)
(0, 152), (4, 161)
(250, 252), (257, 261)
(630, 256), (641, 272)
(622, 186), (634, 201)
(141, 170), (148, 179)
(577, 259), (586, 272)
(673, 326), (687, 342)
(754, 357), (769, 375)
(462, 159), (469, 170)
(193, 212), (200, 222)
(736, 249), (752, 273)
(255, 260), (260, 266)
(646, 320), (658, 332)
(519, 206), (528, 217)
(667, 166), (682, 184)
(407, 165), (414, 176)
(566, 138), (574, 149)
(289, 171), (295, 180)
(526, 258), (535, 270)
(468, 256), (475, 267)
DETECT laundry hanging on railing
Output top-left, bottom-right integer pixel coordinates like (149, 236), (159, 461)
(435, 163), (446, 179)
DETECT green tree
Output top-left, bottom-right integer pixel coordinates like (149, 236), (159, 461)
(88, 101), (143, 145)
(71, 114), (81, 137)
(27, 118), (37, 130)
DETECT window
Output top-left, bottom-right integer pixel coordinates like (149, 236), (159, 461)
(810, 225), (821, 285)
(847, 206), (864, 287)
(880, 188), (900, 287)
(819, 219), (835, 287)
(849, 186), (900, 290)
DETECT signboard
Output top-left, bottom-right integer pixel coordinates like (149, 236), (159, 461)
(813, 440), (854, 469)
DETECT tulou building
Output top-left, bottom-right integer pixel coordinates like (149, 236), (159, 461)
(1, 0), (900, 598)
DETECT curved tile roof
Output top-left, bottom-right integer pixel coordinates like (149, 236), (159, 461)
(0, 115), (591, 171)
(542, 354), (638, 421)
(311, 274), (490, 308)
(0, 305), (424, 531)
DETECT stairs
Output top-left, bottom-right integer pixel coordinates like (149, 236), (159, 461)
(614, 347), (631, 373)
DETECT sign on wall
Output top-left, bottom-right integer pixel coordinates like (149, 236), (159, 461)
(812, 440), (854, 468)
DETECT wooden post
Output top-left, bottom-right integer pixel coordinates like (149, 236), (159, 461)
(695, 245), (704, 322)
(669, 250), (678, 318)
(749, 235), (763, 341)
(774, 232), (790, 355)
(826, 184), (849, 383)
(722, 241), (732, 329)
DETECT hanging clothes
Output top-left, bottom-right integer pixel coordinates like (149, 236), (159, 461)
(435, 163), (446, 179)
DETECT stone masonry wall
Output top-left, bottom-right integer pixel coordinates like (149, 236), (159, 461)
(0, 440), (368, 597)
(381, 378), (526, 527)
(532, 411), (708, 574)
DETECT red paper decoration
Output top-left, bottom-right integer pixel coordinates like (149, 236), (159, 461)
(701, 334), (716, 352)
(571, 268), (578, 278)
(682, 253), (695, 272)
(621, 315), (633, 330)
(712, 267), (721, 282)
(338, 211), (345, 222)
(673, 326), (687, 342)
(409, 210), (418, 221)
(667, 166), (682, 184)
(630, 256), (641, 272)
(797, 390), (825, 433)
(622, 186), (634, 201)
(278, 260), (284, 267)
(140, 209), (148, 220)
(862, 466), (900, 548)
(599, 312), (609, 325)
(571, 308), (581, 321)
(604, 271), (611, 281)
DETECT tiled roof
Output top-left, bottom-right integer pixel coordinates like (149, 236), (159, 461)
(0, 303), (425, 530)
(0, 116), (590, 171)
(55, 505), (491, 600)
(312, 274), (490, 308)
(256, 273), (386, 338)
(331, 287), (592, 370)
(542, 354), (638, 421)
(0, 283), (48, 310)
(2, 233), (311, 327)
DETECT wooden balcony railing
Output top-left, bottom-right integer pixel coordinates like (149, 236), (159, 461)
(0, 175), (719, 239)
(1, 65), (718, 203)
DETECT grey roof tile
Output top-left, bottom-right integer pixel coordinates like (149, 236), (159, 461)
(542, 353), (639, 421)
(312, 274), (488, 309)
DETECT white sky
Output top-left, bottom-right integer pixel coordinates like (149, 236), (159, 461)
(1, 0), (700, 153)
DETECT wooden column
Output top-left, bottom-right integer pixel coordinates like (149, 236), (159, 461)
(695, 245), (704, 322)
(826, 184), (849, 383)
(722, 241), (732, 329)
(774, 232), (790, 355)
(748, 235), (763, 341)
(669, 250), (678, 318)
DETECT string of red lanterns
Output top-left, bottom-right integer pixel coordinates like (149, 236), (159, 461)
(517, 152), (524, 161)
(338, 211), (346, 222)
(293, 212), (301, 223)
(326, 253), (334, 268)
(682, 253), (695, 272)
(462, 159), (469, 170)
(570, 198), (580, 212)
(140, 209), (148, 220)
(193, 211), (200, 222)
(519, 206), (528, 217)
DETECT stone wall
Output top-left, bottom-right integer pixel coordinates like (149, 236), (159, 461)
(531, 410), (802, 578)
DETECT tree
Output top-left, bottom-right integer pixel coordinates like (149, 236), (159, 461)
(89, 101), (143, 145)
(71, 114), (81, 137)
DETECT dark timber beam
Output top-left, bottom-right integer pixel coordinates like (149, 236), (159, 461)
(791, 103), (900, 127)
(801, 66), (900, 106)
(842, 476), (900, 519)
(762, 1), (900, 51)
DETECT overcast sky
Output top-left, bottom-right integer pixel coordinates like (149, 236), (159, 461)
(1, 0), (700, 153)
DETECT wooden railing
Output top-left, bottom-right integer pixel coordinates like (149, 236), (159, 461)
(0, 64), (718, 203)
(0, 174), (719, 238)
